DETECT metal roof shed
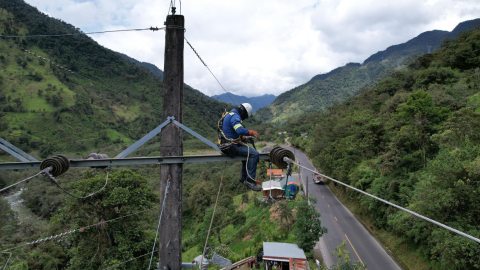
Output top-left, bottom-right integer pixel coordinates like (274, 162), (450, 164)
(262, 180), (284, 198)
(263, 242), (308, 270)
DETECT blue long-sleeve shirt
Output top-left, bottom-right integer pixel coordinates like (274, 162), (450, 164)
(221, 109), (249, 140)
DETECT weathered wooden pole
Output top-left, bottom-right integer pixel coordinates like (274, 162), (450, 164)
(158, 12), (184, 270)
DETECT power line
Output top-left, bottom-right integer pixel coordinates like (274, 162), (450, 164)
(184, 37), (238, 105)
(284, 157), (480, 245)
(0, 206), (158, 253)
(0, 27), (163, 38)
(0, 167), (51, 193)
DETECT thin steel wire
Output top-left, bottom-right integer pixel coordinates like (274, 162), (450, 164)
(148, 180), (171, 270)
(0, 167), (51, 193)
(1, 206), (158, 253)
(0, 27), (163, 38)
(184, 37), (238, 105)
(284, 157), (480, 244)
(200, 162), (227, 269)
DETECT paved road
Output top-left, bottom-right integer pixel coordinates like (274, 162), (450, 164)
(282, 145), (401, 270)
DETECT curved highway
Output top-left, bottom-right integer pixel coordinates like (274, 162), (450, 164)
(282, 145), (402, 270)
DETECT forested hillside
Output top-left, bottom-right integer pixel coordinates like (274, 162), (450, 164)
(0, 1), (321, 269)
(286, 29), (480, 269)
(256, 18), (480, 126)
(0, 0), (231, 161)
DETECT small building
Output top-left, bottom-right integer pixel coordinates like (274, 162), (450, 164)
(281, 177), (300, 199)
(262, 180), (284, 198)
(263, 242), (307, 270)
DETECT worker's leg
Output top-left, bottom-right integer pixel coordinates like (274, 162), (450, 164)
(241, 161), (247, 180)
(236, 144), (259, 180)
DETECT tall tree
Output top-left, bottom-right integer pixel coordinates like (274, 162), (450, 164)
(293, 196), (327, 254)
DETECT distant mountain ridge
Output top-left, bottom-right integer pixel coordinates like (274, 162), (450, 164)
(256, 18), (480, 126)
(117, 52), (164, 79)
(211, 93), (276, 112)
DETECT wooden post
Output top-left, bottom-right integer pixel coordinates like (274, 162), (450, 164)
(158, 13), (184, 270)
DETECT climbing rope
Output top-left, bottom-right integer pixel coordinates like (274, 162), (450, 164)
(200, 162), (227, 269)
(148, 179), (171, 270)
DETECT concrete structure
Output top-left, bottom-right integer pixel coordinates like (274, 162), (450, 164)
(263, 242), (307, 270)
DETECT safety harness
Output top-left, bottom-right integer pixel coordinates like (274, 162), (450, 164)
(217, 111), (242, 158)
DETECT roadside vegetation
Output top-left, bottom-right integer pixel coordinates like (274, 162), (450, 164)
(285, 29), (480, 269)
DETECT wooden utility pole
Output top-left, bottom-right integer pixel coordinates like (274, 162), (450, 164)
(158, 12), (184, 270)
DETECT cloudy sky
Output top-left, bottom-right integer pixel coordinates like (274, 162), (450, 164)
(24, 0), (480, 97)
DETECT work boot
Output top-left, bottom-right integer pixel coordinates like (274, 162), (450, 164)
(239, 175), (247, 183)
(243, 178), (261, 192)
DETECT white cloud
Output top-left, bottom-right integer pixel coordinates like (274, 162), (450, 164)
(23, 0), (480, 97)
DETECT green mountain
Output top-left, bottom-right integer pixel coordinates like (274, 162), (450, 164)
(0, 0), (231, 160)
(285, 29), (480, 269)
(256, 18), (480, 126)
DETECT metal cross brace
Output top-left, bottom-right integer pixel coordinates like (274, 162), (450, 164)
(115, 116), (220, 159)
(0, 137), (39, 162)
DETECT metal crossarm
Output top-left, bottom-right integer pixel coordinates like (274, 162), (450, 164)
(115, 119), (172, 158)
(0, 154), (270, 170)
(0, 137), (38, 162)
(0, 143), (30, 162)
(115, 116), (220, 159)
(171, 118), (221, 152)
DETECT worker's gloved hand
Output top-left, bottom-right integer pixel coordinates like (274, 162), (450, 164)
(249, 130), (259, 139)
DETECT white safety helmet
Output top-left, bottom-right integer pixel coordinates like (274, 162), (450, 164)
(241, 103), (253, 118)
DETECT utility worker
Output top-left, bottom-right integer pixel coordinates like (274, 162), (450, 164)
(218, 103), (261, 191)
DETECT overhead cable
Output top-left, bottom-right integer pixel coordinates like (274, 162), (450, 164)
(184, 37), (238, 105)
(284, 157), (480, 244)
(0, 27), (163, 38)
(0, 167), (51, 193)
(0, 206), (158, 253)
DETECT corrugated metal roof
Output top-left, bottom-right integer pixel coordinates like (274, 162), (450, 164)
(262, 180), (283, 190)
(263, 242), (306, 259)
